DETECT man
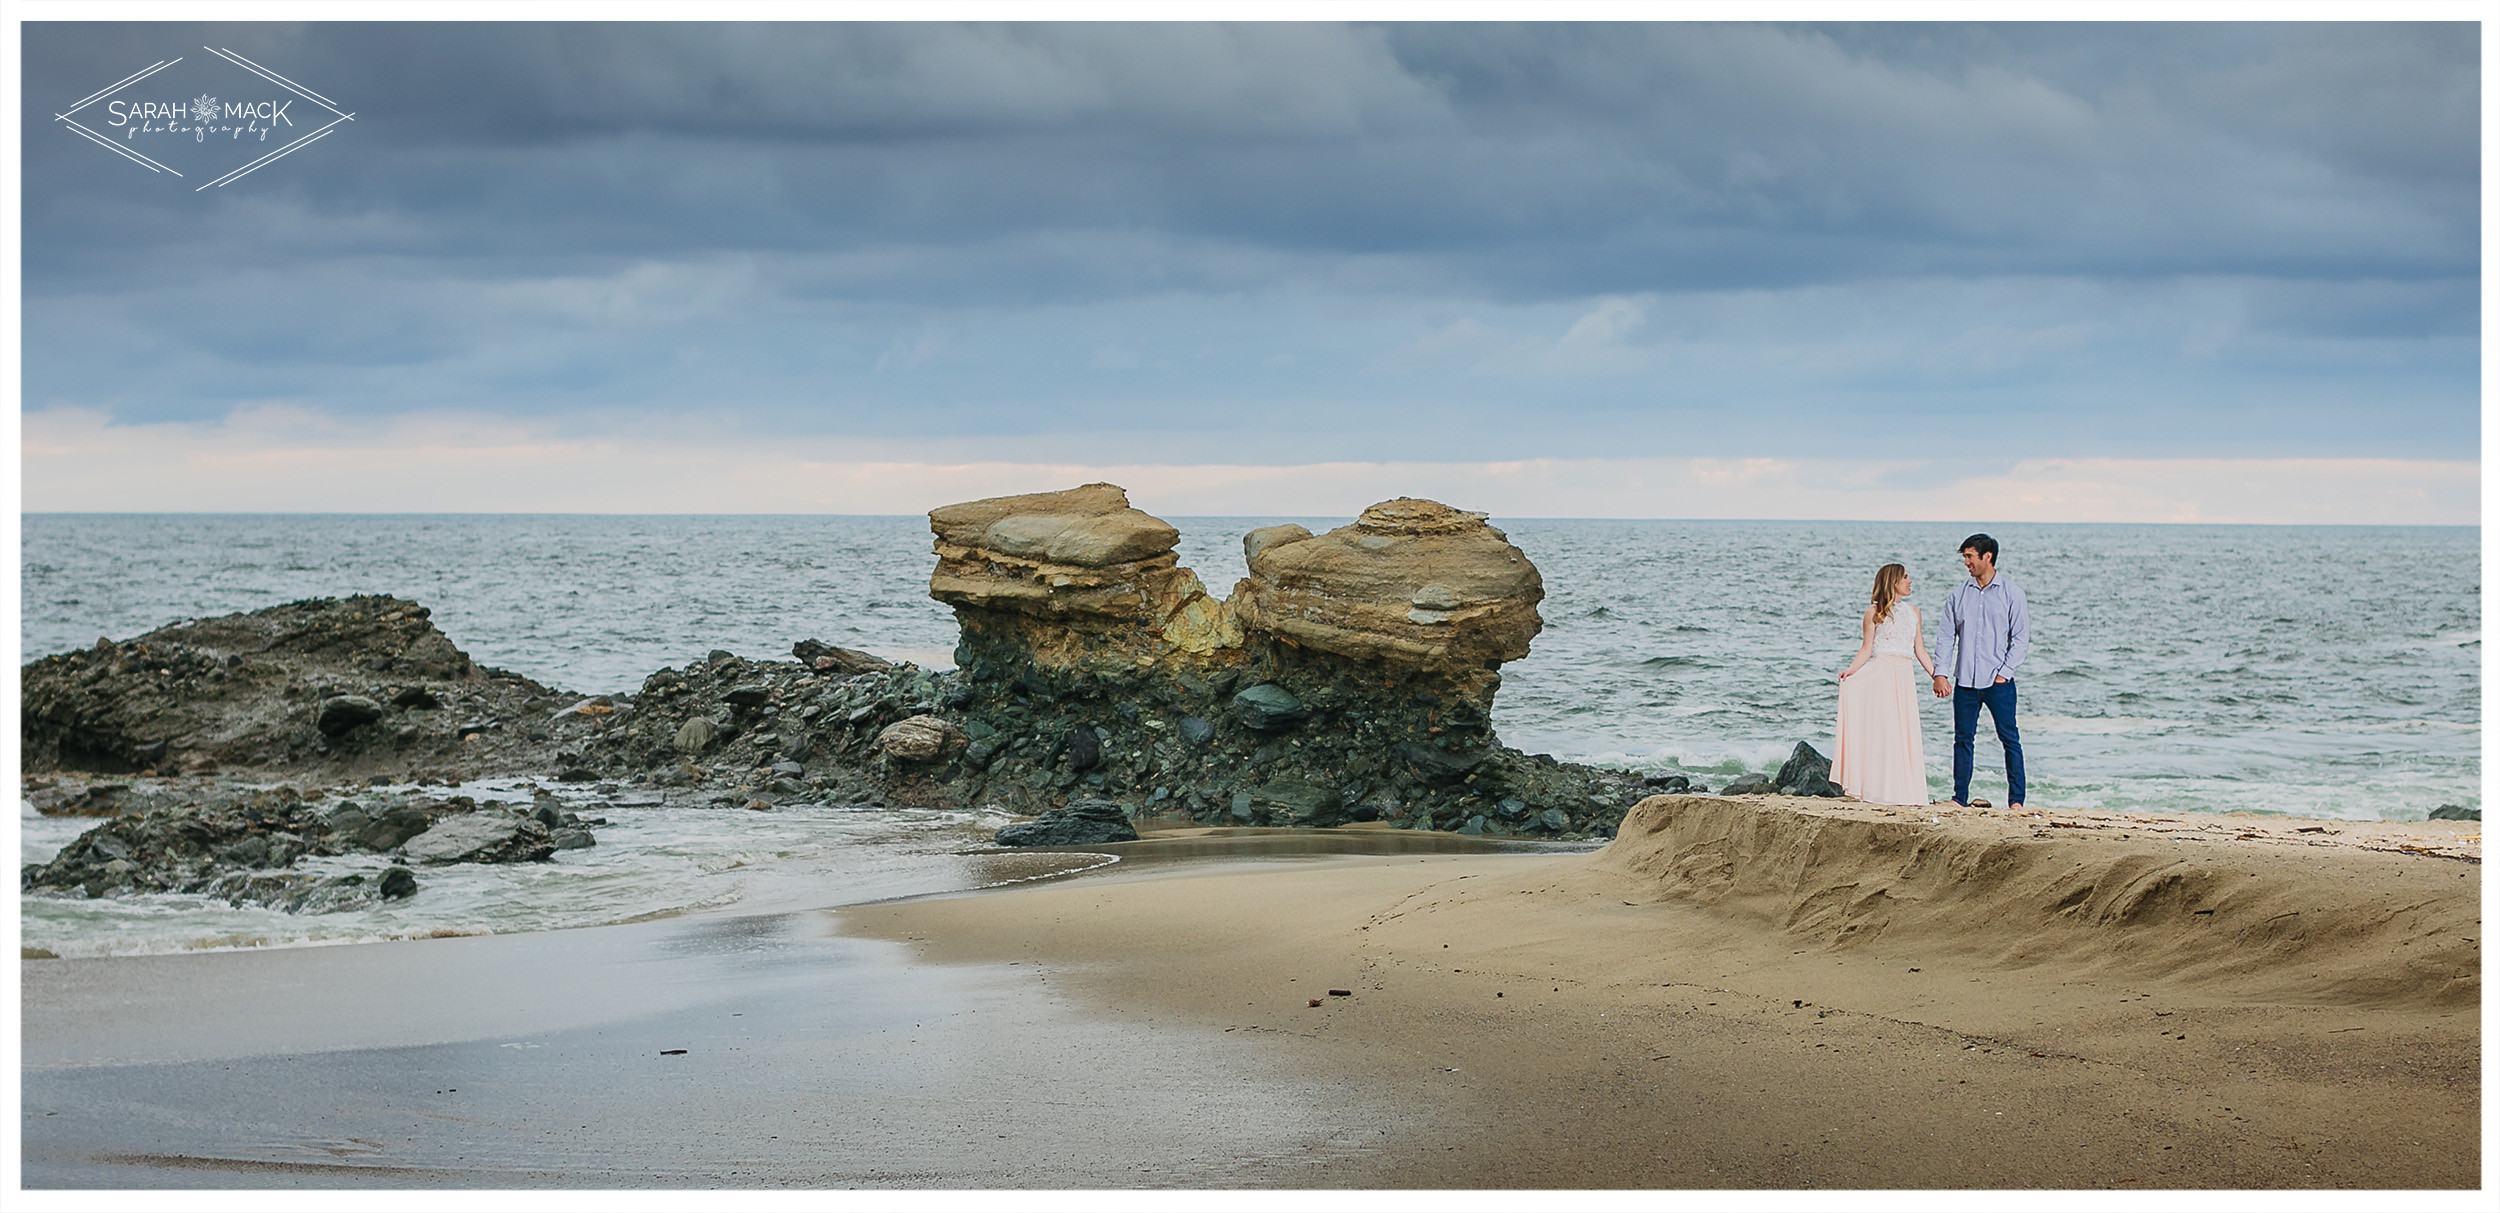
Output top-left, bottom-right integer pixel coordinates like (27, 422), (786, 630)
(1930, 533), (2027, 809)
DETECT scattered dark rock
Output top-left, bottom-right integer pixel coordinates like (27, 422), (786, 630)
(877, 715), (964, 763)
(1230, 683), (1307, 731)
(1065, 727), (1102, 771)
(401, 811), (556, 865)
(378, 866), (418, 898)
(994, 798), (1139, 847)
(27, 782), (163, 817)
(1231, 776), (1345, 827)
(392, 686), (442, 709)
(673, 718), (721, 754)
(792, 639), (896, 675)
(315, 695), (388, 736)
(359, 804), (433, 851)
(21, 782), (590, 906)
(1721, 774), (1775, 795)
(1772, 742), (1845, 798)
(1396, 741), (1480, 784)
(2429, 804), (2480, 821)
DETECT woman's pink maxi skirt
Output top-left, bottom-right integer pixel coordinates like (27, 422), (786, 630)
(1833, 654), (1929, 805)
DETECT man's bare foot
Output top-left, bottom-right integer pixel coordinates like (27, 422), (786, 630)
(2008, 803), (2025, 811)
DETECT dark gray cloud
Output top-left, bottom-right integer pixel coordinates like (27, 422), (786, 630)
(17, 21), (2479, 461)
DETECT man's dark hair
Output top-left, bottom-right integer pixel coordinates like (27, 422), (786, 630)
(1960, 533), (1999, 561)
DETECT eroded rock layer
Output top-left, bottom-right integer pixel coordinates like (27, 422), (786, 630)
(923, 484), (1640, 834)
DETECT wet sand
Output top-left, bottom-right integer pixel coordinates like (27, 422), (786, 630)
(20, 797), (2482, 1189)
(20, 831), (1570, 1189)
(844, 797), (2484, 1189)
(21, 903), (1418, 1187)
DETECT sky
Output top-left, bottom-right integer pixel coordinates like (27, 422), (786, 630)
(13, 17), (2484, 521)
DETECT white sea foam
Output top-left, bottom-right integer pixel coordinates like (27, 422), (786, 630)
(19, 777), (1073, 959)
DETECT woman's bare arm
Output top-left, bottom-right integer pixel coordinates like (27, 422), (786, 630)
(1838, 606), (1877, 680)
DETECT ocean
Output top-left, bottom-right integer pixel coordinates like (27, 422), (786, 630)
(18, 513), (2479, 956)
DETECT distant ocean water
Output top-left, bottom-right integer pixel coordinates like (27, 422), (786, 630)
(19, 513), (2480, 956)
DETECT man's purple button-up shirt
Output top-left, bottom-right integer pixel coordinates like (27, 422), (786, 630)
(1932, 576), (2029, 688)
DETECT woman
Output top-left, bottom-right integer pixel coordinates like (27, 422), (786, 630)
(1832, 563), (1937, 805)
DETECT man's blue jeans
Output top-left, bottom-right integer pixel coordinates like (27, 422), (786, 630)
(1951, 680), (2024, 805)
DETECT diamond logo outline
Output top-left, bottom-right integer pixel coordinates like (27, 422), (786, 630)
(52, 46), (357, 190)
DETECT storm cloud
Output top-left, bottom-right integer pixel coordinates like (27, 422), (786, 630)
(18, 21), (2480, 473)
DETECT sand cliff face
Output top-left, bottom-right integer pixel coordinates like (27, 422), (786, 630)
(1596, 795), (2481, 1008)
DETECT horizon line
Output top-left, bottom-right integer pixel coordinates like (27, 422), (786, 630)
(16, 510), (2481, 530)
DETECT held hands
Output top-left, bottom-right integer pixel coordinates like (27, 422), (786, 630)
(1932, 675), (1951, 698)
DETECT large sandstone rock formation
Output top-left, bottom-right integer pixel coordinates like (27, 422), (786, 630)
(1234, 498), (1543, 670)
(919, 484), (1631, 833)
(931, 483), (1542, 696)
(930, 482), (1240, 673)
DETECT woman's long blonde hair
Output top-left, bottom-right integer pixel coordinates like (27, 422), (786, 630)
(1870, 563), (1909, 624)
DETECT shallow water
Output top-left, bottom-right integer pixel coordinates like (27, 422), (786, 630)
(18, 513), (2479, 955)
(19, 780), (1107, 959)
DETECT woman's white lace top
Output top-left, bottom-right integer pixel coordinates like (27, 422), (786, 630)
(1872, 607), (1920, 659)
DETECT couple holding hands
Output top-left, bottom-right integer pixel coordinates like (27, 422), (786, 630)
(1832, 533), (2029, 809)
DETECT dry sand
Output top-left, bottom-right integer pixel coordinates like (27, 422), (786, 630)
(843, 795), (2483, 1189)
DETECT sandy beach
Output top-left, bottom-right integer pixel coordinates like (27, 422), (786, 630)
(20, 794), (2481, 1189)
(844, 795), (2483, 1189)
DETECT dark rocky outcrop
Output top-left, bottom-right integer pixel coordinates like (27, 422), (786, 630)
(993, 798), (1141, 847)
(20, 784), (603, 908)
(19, 596), (575, 780)
(1772, 742), (1845, 798)
(22, 484), (1711, 851)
